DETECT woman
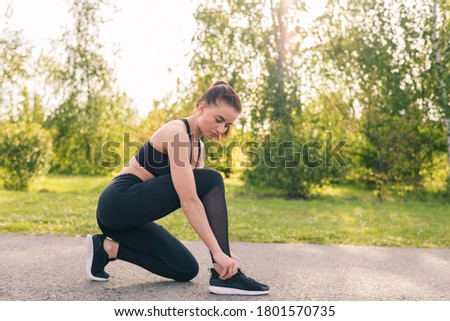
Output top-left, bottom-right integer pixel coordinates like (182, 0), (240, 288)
(86, 81), (269, 295)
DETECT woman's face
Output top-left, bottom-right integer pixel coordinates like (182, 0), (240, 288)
(197, 100), (240, 139)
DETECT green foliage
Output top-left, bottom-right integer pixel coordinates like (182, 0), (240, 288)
(1, 0), (448, 197)
(312, 0), (450, 199)
(203, 128), (243, 177)
(191, 0), (306, 129)
(45, 0), (137, 175)
(0, 121), (53, 191)
(0, 4), (32, 119)
(0, 7), (54, 190)
(134, 95), (188, 144)
(190, 0), (340, 196)
(243, 118), (342, 199)
(47, 93), (135, 175)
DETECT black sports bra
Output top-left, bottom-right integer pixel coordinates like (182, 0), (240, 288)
(134, 119), (201, 177)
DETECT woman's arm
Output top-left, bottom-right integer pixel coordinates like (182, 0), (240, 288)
(163, 123), (235, 279)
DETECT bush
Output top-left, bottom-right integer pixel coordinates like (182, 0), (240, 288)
(0, 121), (53, 191)
(242, 120), (347, 199)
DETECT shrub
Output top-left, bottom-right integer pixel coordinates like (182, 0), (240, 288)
(242, 120), (348, 199)
(0, 121), (53, 191)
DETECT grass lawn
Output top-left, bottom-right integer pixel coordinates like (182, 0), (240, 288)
(0, 174), (449, 248)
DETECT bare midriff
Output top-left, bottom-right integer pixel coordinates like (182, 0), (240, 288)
(117, 156), (155, 182)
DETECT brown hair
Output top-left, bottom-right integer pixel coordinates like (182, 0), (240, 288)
(196, 80), (242, 113)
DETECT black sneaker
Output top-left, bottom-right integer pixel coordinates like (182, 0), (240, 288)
(86, 234), (110, 282)
(209, 268), (269, 295)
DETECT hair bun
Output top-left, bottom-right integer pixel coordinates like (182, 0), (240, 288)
(213, 80), (228, 87)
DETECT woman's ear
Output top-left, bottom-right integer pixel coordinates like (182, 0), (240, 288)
(197, 101), (206, 114)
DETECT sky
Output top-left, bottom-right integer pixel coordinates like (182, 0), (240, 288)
(0, 0), (326, 118)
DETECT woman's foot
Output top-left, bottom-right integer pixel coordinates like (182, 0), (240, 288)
(209, 268), (269, 295)
(86, 234), (110, 282)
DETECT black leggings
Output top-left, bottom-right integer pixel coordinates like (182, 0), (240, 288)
(96, 168), (230, 282)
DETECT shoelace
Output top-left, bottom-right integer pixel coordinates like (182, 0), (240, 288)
(234, 269), (258, 283)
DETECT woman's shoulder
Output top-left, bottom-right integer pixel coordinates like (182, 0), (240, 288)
(150, 120), (188, 145)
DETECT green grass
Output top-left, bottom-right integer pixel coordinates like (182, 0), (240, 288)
(0, 174), (449, 248)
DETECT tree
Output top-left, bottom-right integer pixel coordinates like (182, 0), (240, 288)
(189, 0), (340, 197)
(191, 0), (306, 129)
(0, 4), (31, 120)
(0, 4), (54, 191)
(429, 0), (450, 189)
(312, 0), (448, 199)
(46, 0), (136, 175)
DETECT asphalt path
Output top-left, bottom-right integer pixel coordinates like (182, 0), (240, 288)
(1, 234), (449, 301)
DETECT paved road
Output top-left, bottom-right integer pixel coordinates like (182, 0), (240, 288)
(1, 234), (449, 301)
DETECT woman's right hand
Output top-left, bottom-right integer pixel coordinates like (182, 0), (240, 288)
(213, 251), (237, 279)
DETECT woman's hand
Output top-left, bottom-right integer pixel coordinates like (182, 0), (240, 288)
(213, 251), (238, 279)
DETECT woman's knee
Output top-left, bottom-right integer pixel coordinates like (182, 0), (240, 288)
(174, 260), (199, 282)
(194, 168), (224, 194)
